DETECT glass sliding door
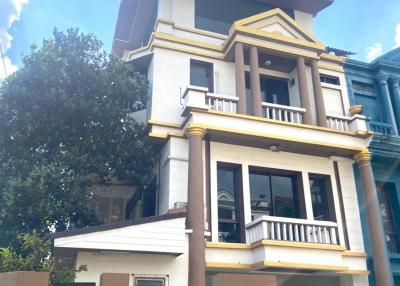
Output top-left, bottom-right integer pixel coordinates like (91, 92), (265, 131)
(217, 163), (244, 243)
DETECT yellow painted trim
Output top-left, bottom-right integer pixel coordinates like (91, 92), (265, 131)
(204, 109), (370, 139)
(148, 119), (181, 129)
(206, 262), (252, 270)
(175, 26), (227, 41)
(320, 52), (345, 64)
(224, 37), (320, 60)
(254, 261), (348, 271)
(340, 270), (370, 275)
(233, 25), (325, 51)
(342, 251), (368, 257)
(251, 19), (298, 39)
(233, 8), (320, 45)
(154, 32), (223, 52)
(187, 121), (365, 154)
(255, 239), (347, 251)
(207, 260), (348, 272)
(206, 240), (346, 251)
(206, 242), (252, 249)
(151, 43), (224, 61)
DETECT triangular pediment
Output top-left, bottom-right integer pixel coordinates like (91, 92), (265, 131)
(230, 8), (324, 51)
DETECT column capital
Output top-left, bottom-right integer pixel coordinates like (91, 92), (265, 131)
(390, 76), (400, 86)
(354, 149), (372, 164)
(376, 73), (389, 85)
(186, 125), (207, 137)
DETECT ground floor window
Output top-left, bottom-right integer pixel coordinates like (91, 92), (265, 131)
(217, 163), (244, 243)
(249, 167), (305, 220)
(377, 181), (400, 253)
(135, 277), (165, 286)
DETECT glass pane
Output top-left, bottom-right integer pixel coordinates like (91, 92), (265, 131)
(271, 175), (296, 218)
(136, 279), (164, 286)
(249, 172), (272, 220)
(217, 166), (240, 242)
(310, 177), (330, 221)
(190, 61), (213, 92)
(96, 197), (111, 224)
(261, 77), (290, 106)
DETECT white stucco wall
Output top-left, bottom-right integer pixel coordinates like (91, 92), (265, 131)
(293, 10), (314, 34)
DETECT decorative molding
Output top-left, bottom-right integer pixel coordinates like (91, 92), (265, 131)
(354, 149), (372, 163)
(185, 125), (207, 137)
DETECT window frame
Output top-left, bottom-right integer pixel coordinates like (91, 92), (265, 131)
(248, 166), (306, 220)
(134, 276), (167, 286)
(217, 162), (245, 243)
(308, 173), (337, 222)
(190, 59), (214, 93)
(320, 74), (340, 86)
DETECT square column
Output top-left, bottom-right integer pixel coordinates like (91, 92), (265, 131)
(311, 60), (328, 127)
(296, 57), (313, 125)
(235, 43), (247, 115)
(249, 46), (263, 117)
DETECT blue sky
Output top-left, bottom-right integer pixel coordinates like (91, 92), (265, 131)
(1, 0), (399, 79)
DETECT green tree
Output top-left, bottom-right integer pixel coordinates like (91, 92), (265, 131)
(0, 28), (157, 247)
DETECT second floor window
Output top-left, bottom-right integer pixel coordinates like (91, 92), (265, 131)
(249, 168), (305, 220)
(309, 174), (336, 222)
(245, 74), (290, 106)
(320, 74), (340, 85)
(190, 59), (214, 92)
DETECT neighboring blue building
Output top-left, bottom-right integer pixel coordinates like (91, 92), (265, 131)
(346, 48), (400, 285)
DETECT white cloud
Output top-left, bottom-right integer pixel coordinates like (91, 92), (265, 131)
(395, 23), (400, 47)
(0, 0), (29, 80)
(364, 42), (383, 62)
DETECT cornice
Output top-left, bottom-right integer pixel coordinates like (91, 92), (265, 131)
(370, 134), (400, 158)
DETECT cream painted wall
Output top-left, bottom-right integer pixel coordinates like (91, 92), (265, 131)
(158, 0), (195, 28)
(209, 141), (365, 252)
(75, 248), (188, 286)
(293, 10), (314, 34)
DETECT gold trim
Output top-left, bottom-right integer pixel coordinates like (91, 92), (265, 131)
(253, 261), (348, 271)
(320, 52), (345, 64)
(317, 63), (345, 73)
(204, 109), (371, 139)
(148, 119), (181, 129)
(206, 262), (252, 270)
(354, 149), (372, 163)
(186, 125), (207, 137)
(339, 270), (370, 275)
(233, 8), (320, 45)
(342, 251), (368, 257)
(154, 32), (223, 52)
(255, 240), (347, 251)
(206, 240), (346, 251)
(187, 122), (365, 154)
(149, 131), (184, 140)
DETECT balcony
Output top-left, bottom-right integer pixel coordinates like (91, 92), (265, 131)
(182, 85), (370, 134)
(370, 121), (393, 135)
(246, 216), (339, 245)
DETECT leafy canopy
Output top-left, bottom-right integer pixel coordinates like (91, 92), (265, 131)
(0, 28), (157, 247)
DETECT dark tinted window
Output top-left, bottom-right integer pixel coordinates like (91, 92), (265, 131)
(249, 169), (303, 220)
(310, 176), (335, 221)
(136, 279), (164, 286)
(217, 164), (243, 243)
(320, 74), (340, 85)
(190, 60), (214, 92)
(245, 74), (290, 106)
(195, 0), (294, 35)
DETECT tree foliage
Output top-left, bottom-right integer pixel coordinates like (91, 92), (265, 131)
(0, 28), (157, 247)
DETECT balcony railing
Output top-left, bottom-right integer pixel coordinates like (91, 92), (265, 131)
(262, 102), (306, 124)
(327, 115), (351, 132)
(370, 121), (393, 135)
(206, 93), (238, 113)
(246, 216), (339, 245)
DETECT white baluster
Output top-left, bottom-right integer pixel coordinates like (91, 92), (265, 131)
(296, 112), (300, 124)
(276, 223), (281, 240)
(294, 224), (299, 242)
(300, 225), (305, 242)
(270, 222), (275, 240)
(323, 226), (330, 244)
(306, 225), (311, 243)
(262, 221), (268, 240)
(288, 224), (293, 241)
(278, 109), (282, 121)
(284, 110), (288, 121)
(312, 226), (317, 243)
(282, 223), (287, 241)
(317, 227), (322, 243)
(330, 227), (337, 245)
(272, 108), (276, 120)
